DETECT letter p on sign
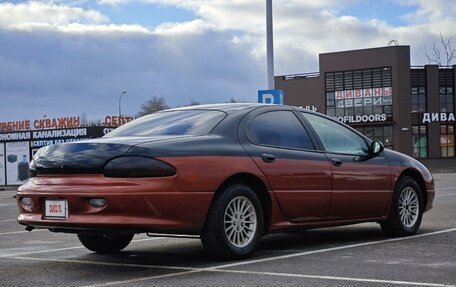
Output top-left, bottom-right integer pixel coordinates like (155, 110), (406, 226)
(258, 89), (284, 105)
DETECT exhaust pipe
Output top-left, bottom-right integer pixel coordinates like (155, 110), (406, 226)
(25, 226), (35, 232)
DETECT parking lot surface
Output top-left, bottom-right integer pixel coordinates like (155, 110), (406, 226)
(1, 173), (455, 287)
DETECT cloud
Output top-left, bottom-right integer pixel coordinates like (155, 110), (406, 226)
(154, 19), (213, 35)
(0, 1), (152, 34)
(398, 0), (456, 23)
(1, 0), (456, 121)
(0, 9), (264, 120)
(0, 1), (108, 29)
(100, 0), (456, 73)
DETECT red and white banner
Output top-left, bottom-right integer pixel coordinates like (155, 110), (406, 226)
(335, 87), (392, 100)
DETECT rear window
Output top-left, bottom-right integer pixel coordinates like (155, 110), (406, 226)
(104, 110), (226, 137)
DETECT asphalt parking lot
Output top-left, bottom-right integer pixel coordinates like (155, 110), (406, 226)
(1, 174), (455, 287)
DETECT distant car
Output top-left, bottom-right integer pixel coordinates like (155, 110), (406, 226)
(17, 104), (435, 260)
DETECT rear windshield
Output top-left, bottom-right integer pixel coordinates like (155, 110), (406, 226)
(104, 110), (226, 137)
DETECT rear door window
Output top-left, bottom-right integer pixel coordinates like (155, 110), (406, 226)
(247, 111), (315, 150)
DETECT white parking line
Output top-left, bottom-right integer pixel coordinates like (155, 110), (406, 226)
(0, 219), (17, 223)
(0, 237), (164, 257)
(0, 203), (17, 207)
(212, 227), (456, 270)
(2, 255), (201, 287)
(215, 269), (456, 287)
(6, 227), (455, 287)
(0, 229), (46, 236)
(435, 187), (456, 191)
(8, 255), (455, 287)
(81, 270), (202, 287)
(436, 194), (456, 197)
(4, 256), (197, 272)
(1, 246), (85, 257)
(9, 256), (455, 287)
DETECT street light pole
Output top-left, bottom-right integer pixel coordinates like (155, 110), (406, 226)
(266, 0), (274, 90)
(118, 90), (126, 118)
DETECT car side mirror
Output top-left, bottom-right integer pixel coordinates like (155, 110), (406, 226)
(370, 141), (384, 155)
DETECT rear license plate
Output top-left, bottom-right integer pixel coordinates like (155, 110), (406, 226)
(45, 199), (68, 219)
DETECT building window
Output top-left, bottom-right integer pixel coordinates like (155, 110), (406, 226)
(410, 69), (427, 113)
(355, 126), (393, 149)
(325, 67), (392, 122)
(439, 69), (454, 113)
(412, 125), (428, 158)
(440, 124), (455, 157)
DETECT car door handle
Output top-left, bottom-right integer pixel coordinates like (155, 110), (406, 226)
(330, 157), (343, 167)
(261, 153), (276, 163)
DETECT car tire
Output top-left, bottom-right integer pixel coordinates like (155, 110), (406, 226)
(381, 176), (423, 236)
(201, 184), (264, 260)
(77, 233), (134, 253)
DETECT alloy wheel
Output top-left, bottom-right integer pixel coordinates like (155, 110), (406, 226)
(224, 196), (257, 248)
(398, 187), (419, 228)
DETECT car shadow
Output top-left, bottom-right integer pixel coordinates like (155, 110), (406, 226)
(77, 224), (441, 269)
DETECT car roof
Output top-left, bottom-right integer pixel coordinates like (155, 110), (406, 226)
(165, 103), (322, 115)
(165, 103), (261, 114)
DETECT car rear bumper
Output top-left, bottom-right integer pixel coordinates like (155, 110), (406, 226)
(16, 175), (213, 234)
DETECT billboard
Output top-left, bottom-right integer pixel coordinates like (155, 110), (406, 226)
(5, 142), (30, 185)
(0, 126), (107, 186)
(334, 87), (392, 108)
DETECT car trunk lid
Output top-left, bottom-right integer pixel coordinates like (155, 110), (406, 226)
(33, 135), (192, 174)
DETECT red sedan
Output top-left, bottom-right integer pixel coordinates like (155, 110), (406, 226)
(17, 104), (434, 259)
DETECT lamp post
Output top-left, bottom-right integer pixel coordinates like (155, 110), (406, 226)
(118, 90), (126, 118)
(266, 0), (274, 90)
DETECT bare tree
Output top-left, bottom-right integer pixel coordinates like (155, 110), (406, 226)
(226, 97), (246, 103)
(137, 96), (169, 116)
(80, 113), (88, 126)
(188, 99), (200, 106)
(87, 119), (102, 126)
(424, 33), (456, 66)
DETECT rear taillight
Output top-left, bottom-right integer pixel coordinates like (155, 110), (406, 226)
(103, 156), (176, 178)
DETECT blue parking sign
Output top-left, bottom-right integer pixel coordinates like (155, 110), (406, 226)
(258, 89), (284, 105)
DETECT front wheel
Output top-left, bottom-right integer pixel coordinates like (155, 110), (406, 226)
(201, 184), (264, 260)
(381, 176), (423, 236)
(77, 233), (134, 253)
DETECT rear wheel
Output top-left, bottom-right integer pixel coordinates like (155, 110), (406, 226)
(77, 233), (134, 253)
(381, 176), (423, 236)
(201, 184), (264, 260)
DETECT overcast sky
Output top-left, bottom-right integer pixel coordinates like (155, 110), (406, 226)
(1, 0), (455, 122)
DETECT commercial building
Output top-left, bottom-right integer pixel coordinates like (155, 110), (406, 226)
(0, 115), (133, 186)
(276, 46), (455, 171)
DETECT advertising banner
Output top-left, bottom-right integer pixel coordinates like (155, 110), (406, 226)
(29, 127), (106, 149)
(0, 143), (5, 186)
(0, 131), (32, 142)
(5, 142), (30, 185)
(334, 87), (393, 109)
(0, 126), (107, 185)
